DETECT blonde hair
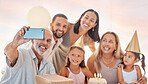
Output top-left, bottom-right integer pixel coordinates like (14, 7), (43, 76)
(93, 32), (124, 70)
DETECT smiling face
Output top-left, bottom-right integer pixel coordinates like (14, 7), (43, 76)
(80, 11), (97, 31)
(101, 34), (117, 55)
(68, 48), (84, 66)
(32, 29), (52, 56)
(50, 17), (69, 39)
(123, 51), (137, 66)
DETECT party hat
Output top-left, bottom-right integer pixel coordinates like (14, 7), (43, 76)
(125, 30), (140, 53)
(27, 6), (51, 28)
(72, 35), (84, 50)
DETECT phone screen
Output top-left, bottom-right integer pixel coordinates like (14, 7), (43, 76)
(23, 28), (44, 39)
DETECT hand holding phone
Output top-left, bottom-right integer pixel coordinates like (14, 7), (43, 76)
(23, 28), (44, 39)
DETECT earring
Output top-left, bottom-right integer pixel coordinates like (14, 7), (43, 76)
(92, 27), (94, 31)
(113, 50), (116, 54)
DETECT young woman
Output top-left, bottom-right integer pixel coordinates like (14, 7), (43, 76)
(71, 9), (100, 52)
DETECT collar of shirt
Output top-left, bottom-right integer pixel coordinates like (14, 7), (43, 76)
(29, 48), (48, 70)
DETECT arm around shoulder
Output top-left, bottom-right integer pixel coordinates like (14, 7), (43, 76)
(82, 67), (94, 79)
(87, 55), (96, 74)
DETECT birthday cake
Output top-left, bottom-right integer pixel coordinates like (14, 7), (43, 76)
(89, 78), (107, 84)
(89, 73), (107, 84)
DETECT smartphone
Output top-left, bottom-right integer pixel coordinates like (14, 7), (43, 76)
(23, 28), (44, 39)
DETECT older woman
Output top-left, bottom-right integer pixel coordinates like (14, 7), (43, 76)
(87, 32), (124, 84)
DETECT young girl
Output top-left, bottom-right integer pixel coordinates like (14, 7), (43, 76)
(59, 46), (93, 84)
(117, 31), (146, 84)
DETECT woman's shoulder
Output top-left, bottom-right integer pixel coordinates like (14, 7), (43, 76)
(81, 67), (92, 72)
(87, 55), (95, 63)
(88, 54), (95, 61)
(87, 55), (96, 74)
(81, 67), (94, 78)
(81, 67), (88, 71)
(115, 58), (122, 65)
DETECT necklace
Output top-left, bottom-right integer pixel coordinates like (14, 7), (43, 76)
(102, 56), (114, 65)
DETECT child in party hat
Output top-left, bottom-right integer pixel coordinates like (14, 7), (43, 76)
(59, 36), (93, 84)
(117, 31), (146, 84)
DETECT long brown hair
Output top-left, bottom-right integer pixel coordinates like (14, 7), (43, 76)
(65, 46), (86, 67)
(74, 9), (100, 42)
(93, 32), (124, 70)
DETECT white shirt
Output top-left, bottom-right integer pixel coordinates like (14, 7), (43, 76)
(18, 35), (63, 63)
(67, 67), (85, 84)
(0, 48), (56, 84)
(122, 65), (137, 83)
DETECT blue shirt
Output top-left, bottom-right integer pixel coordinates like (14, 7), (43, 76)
(0, 48), (56, 84)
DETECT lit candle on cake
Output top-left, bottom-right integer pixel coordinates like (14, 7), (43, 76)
(94, 73), (97, 78)
(97, 73), (100, 78)
(89, 73), (107, 84)
(98, 73), (107, 84)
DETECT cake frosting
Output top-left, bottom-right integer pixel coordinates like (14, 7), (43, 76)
(89, 78), (107, 84)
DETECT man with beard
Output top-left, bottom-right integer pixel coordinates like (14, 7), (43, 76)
(43, 14), (69, 62)
(0, 26), (55, 84)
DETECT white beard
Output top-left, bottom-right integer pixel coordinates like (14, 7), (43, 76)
(33, 40), (43, 56)
(33, 40), (50, 57)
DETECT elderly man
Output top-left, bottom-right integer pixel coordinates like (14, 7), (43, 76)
(0, 26), (55, 84)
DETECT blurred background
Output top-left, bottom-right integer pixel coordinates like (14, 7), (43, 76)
(0, 0), (148, 79)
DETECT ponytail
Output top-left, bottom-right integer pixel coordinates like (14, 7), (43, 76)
(141, 54), (146, 73)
